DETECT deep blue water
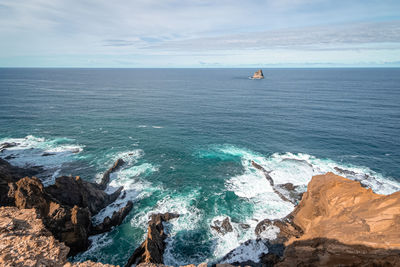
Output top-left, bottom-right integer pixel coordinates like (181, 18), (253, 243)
(0, 68), (399, 265)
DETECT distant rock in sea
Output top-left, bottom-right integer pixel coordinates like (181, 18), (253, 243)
(251, 69), (264, 79)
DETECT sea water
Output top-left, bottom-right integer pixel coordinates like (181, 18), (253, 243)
(0, 68), (399, 265)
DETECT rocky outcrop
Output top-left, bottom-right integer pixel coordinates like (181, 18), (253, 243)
(99, 158), (125, 190)
(9, 176), (92, 255)
(0, 157), (131, 256)
(258, 172), (400, 266)
(46, 175), (122, 215)
(251, 69), (264, 79)
(0, 206), (118, 267)
(125, 213), (179, 266)
(92, 201), (133, 235)
(0, 158), (42, 206)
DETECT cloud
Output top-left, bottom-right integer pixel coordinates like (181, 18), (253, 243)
(1, 0), (400, 67)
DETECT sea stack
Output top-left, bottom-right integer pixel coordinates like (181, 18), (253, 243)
(252, 69), (264, 79)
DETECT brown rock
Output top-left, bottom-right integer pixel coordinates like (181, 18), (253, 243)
(125, 213), (179, 266)
(0, 206), (69, 266)
(287, 172), (400, 249)
(0, 158), (42, 206)
(251, 69), (264, 79)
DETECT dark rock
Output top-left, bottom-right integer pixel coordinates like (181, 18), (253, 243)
(0, 142), (18, 152)
(334, 166), (357, 176)
(45, 175), (122, 215)
(255, 216), (302, 242)
(275, 183), (303, 204)
(42, 152), (55, 157)
(91, 201), (133, 235)
(125, 212), (179, 266)
(239, 223), (250, 229)
(211, 217), (233, 235)
(251, 161), (274, 186)
(99, 158), (125, 190)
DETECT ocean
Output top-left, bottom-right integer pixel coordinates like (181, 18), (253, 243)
(1, 68), (399, 265)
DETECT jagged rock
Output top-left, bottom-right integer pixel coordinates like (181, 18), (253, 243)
(9, 176), (92, 255)
(99, 158), (125, 190)
(211, 217), (233, 235)
(92, 201), (133, 235)
(125, 213), (179, 266)
(12, 176), (49, 216)
(0, 206), (117, 267)
(239, 223), (250, 229)
(251, 69), (264, 79)
(0, 158), (42, 206)
(46, 175), (122, 215)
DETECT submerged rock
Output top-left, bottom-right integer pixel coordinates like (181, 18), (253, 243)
(125, 212), (179, 266)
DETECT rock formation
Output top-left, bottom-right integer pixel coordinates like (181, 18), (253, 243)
(0, 158), (132, 256)
(98, 158), (125, 190)
(0, 158), (42, 206)
(251, 69), (264, 79)
(0, 206), (117, 267)
(46, 175), (122, 215)
(256, 172), (400, 266)
(125, 213), (179, 266)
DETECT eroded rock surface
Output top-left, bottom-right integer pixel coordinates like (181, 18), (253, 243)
(211, 217), (233, 235)
(125, 213), (179, 266)
(262, 172), (400, 266)
(92, 201), (133, 235)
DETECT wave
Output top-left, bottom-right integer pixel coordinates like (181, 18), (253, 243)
(0, 135), (84, 185)
(197, 144), (400, 263)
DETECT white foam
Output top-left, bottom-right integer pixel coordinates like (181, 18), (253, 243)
(0, 135), (84, 184)
(93, 162), (159, 224)
(221, 239), (270, 264)
(205, 145), (400, 263)
(152, 126), (164, 129)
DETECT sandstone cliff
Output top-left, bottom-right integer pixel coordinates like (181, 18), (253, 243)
(256, 172), (400, 266)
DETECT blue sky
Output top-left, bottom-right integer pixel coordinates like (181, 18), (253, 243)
(0, 0), (400, 67)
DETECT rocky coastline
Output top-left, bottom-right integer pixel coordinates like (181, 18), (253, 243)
(1, 152), (400, 266)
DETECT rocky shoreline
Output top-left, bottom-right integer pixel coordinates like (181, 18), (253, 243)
(1, 153), (400, 266)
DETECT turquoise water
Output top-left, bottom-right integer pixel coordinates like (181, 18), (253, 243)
(0, 68), (399, 265)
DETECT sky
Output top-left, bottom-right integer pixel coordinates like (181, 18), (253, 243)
(0, 0), (400, 67)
